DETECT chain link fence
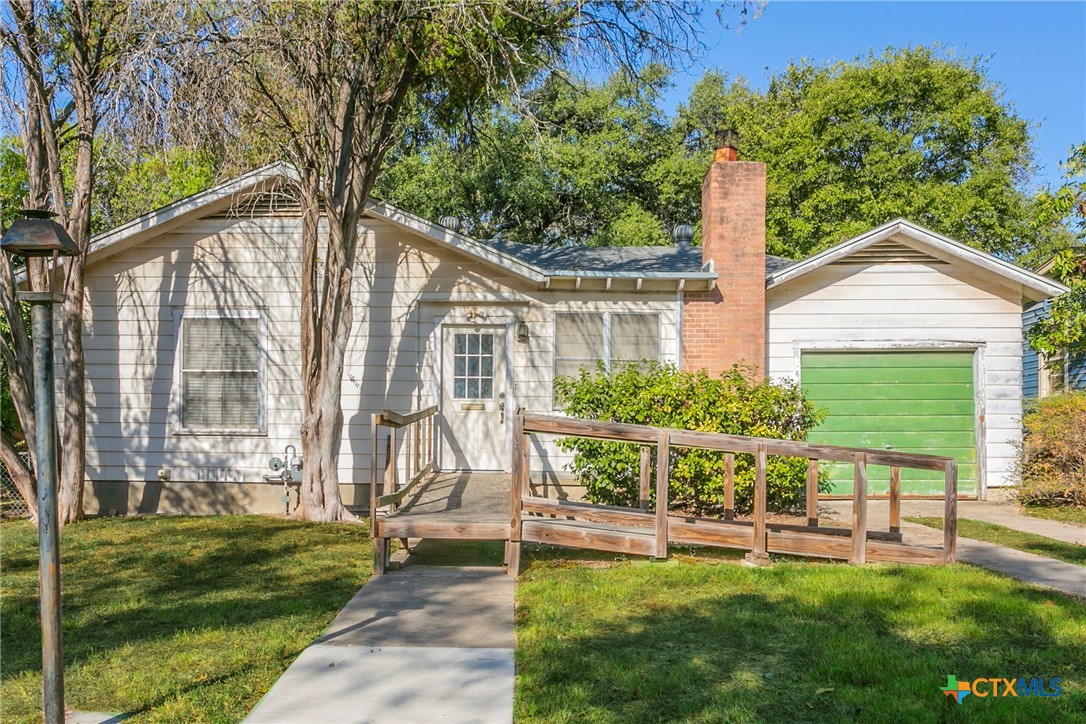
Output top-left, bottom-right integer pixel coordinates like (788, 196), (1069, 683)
(1, 452), (32, 518)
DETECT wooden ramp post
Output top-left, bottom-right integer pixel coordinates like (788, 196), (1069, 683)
(851, 453), (868, 564)
(506, 413), (526, 577)
(654, 432), (670, 559)
(889, 466), (901, 534)
(944, 460), (958, 563)
(745, 444), (770, 565)
(805, 458), (819, 527)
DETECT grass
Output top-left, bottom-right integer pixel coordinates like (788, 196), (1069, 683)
(0, 515), (371, 723)
(515, 552), (1086, 723)
(1022, 505), (1086, 526)
(907, 517), (1085, 567)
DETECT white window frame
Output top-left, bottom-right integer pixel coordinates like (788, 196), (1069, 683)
(1039, 350), (1069, 398)
(552, 311), (662, 408)
(171, 308), (268, 435)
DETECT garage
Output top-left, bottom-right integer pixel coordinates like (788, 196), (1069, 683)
(800, 350), (978, 496)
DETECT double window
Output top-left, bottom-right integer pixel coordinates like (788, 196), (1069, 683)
(176, 311), (264, 433)
(554, 311), (660, 385)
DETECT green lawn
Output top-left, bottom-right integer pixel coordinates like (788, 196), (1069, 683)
(1022, 505), (1086, 526)
(516, 553), (1086, 723)
(0, 516), (371, 723)
(908, 517), (1085, 567)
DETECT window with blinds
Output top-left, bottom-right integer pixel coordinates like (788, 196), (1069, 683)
(180, 315), (262, 431)
(553, 312), (660, 404)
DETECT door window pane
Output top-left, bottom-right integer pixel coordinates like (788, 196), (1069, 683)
(452, 332), (495, 399)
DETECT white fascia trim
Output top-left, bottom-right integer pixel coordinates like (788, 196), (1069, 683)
(364, 200), (548, 284)
(87, 162), (298, 259)
(765, 218), (1070, 300)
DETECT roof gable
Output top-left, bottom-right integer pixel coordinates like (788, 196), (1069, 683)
(765, 219), (1068, 302)
(82, 162), (713, 288)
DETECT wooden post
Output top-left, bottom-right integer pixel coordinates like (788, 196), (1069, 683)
(508, 413), (525, 576)
(405, 422), (412, 482)
(427, 414), (434, 467)
(374, 536), (388, 576)
(370, 415), (379, 534)
(385, 427), (397, 513)
(414, 419), (422, 476)
(639, 445), (651, 510)
(746, 444), (769, 564)
(851, 453), (868, 564)
(944, 460), (958, 563)
(723, 453), (735, 520)
(654, 431), (669, 559)
(805, 458), (819, 527)
(889, 466), (901, 534)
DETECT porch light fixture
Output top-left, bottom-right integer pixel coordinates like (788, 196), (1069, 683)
(1, 208), (78, 724)
(2, 209), (79, 299)
(516, 320), (530, 343)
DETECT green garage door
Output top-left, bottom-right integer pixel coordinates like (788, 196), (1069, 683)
(801, 351), (977, 496)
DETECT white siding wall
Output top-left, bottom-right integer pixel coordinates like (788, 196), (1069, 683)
(82, 213), (679, 505)
(766, 259), (1026, 492)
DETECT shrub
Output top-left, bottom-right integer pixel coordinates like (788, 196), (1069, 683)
(553, 362), (825, 516)
(1015, 391), (1086, 508)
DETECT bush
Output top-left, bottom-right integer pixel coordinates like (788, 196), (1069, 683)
(1015, 392), (1086, 508)
(553, 362), (825, 516)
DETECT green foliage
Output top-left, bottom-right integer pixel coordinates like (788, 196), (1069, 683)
(378, 66), (694, 247)
(0, 137), (29, 229)
(91, 145), (219, 232)
(379, 46), (1064, 263)
(1028, 147), (1086, 355)
(553, 362), (824, 516)
(1015, 392), (1086, 508)
(701, 46), (1054, 259)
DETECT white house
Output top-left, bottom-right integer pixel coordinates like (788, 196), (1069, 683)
(76, 145), (1065, 515)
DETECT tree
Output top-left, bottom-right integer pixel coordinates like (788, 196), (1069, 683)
(377, 65), (685, 247)
(220, 1), (741, 522)
(1028, 144), (1086, 357)
(379, 46), (1063, 262)
(1, 0), (195, 524)
(679, 46), (1066, 259)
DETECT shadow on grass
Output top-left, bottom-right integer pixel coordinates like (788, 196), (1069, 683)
(0, 516), (371, 683)
(515, 556), (1086, 723)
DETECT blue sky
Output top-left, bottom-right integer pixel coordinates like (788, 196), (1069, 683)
(662, 1), (1085, 192)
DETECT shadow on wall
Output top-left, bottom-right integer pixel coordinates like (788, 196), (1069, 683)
(84, 212), (300, 515)
(86, 210), (526, 515)
(346, 225), (523, 483)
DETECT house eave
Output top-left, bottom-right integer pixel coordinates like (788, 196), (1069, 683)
(764, 218), (1070, 301)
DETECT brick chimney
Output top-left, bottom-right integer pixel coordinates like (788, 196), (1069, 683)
(682, 130), (766, 377)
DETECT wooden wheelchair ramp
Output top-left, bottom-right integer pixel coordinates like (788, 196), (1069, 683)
(369, 408), (958, 575)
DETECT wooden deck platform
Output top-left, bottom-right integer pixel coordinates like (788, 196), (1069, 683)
(377, 472), (512, 541)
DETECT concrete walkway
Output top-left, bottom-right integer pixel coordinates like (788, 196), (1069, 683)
(245, 566), (514, 724)
(862, 498), (1084, 545)
(823, 499), (1085, 597)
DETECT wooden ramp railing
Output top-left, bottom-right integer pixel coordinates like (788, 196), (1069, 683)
(506, 413), (957, 576)
(370, 405), (437, 573)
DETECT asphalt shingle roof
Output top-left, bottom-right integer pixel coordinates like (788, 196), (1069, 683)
(485, 239), (792, 277)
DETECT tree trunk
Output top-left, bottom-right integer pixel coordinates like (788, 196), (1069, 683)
(54, 0), (99, 525)
(58, 262), (88, 525)
(295, 173), (359, 523)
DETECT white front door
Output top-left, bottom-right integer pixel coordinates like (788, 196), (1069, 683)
(440, 326), (508, 471)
